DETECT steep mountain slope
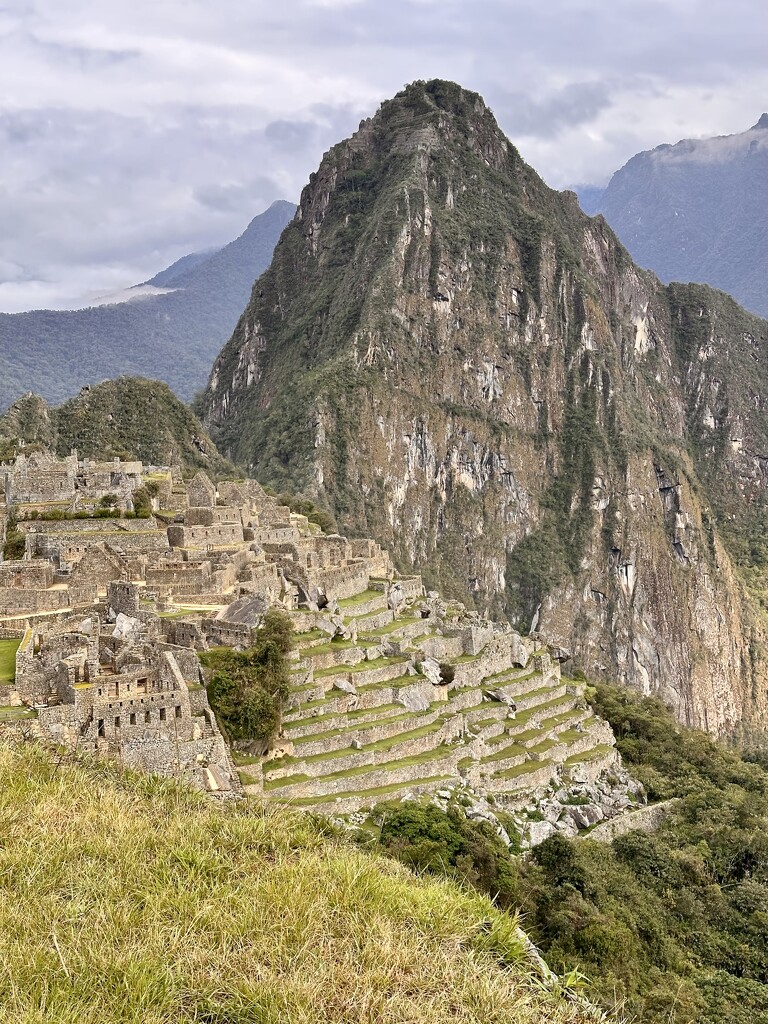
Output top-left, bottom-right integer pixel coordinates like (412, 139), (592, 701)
(593, 116), (768, 317)
(201, 80), (768, 737)
(0, 200), (294, 410)
(0, 378), (234, 476)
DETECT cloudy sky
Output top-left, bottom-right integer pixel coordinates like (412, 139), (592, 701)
(0, 0), (766, 312)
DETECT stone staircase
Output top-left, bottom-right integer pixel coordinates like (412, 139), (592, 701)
(239, 582), (617, 813)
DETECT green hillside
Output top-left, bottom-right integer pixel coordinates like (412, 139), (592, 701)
(0, 378), (235, 477)
(0, 742), (603, 1024)
(369, 683), (768, 1024)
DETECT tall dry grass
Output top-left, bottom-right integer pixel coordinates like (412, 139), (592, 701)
(0, 742), (605, 1023)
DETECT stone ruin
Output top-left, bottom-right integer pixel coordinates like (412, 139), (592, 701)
(0, 453), (641, 834)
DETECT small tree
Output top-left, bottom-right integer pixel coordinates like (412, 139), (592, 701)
(3, 515), (25, 559)
(202, 608), (294, 745)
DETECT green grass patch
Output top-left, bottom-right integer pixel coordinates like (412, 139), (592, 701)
(480, 742), (527, 765)
(359, 615), (421, 638)
(0, 705), (36, 721)
(493, 759), (551, 781)
(337, 589), (386, 609)
(314, 655), (409, 679)
(266, 743), (460, 790)
(0, 639), (21, 683)
(563, 743), (613, 766)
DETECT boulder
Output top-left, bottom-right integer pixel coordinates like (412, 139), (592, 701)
(419, 657), (443, 687)
(567, 803), (605, 829)
(528, 820), (558, 846)
(387, 581), (406, 614)
(111, 612), (141, 639)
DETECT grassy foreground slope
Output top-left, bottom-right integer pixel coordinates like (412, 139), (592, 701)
(0, 743), (601, 1024)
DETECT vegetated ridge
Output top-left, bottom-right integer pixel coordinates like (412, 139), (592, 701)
(0, 377), (235, 477)
(589, 114), (768, 318)
(201, 79), (768, 738)
(0, 200), (295, 410)
(0, 741), (607, 1024)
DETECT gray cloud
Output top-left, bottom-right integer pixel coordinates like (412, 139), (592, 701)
(494, 82), (613, 141)
(0, 0), (766, 310)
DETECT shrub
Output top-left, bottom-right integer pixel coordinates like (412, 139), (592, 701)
(201, 608), (294, 744)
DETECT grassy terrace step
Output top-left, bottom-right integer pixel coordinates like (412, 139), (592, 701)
(481, 693), (574, 742)
(356, 672), (424, 693)
(527, 738), (558, 756)
(479, 740), (526, 765)
(265, 717), (452, 775)
(513, 683), (565, 710)
(294, 628), (328, 644)
(264, 742), (460, 792)
(493, 758), (553, 782)
(0, 705), (36, 721)
(282, 702), (404, 733)
(358, 615), (422, 638)
(481, 667), (539, 689)
(314, 655), (410, 680)
(289, 706), (440, 751)
(564, 743), (614, 766)
(509, 693), (577, 728)
(297, 639), (375, 657)
(337, 588), (386, 609)
(539, 707), (587, 731)
(282, 774), (456, 808)
(556, 718), (597, 745)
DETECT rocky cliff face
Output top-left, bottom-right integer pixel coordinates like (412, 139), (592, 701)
(201, 80), (768, 737)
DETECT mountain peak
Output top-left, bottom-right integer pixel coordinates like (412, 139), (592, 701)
(752, 112), (768, 130)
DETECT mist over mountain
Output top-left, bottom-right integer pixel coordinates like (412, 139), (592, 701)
(587, 116), (768, 317)
(0, 200), (295, 411)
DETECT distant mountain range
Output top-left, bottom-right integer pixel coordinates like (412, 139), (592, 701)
(0, 199), (295, 411)
(581, 116), (768, 317)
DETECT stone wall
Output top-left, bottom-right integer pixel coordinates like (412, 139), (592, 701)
(146, 562), (211, 588)
(0, 587), (70, 613)
(308, 561), (369, 602)
(202, 618), (253, 648)
(587, 798), (679, 843)
(168, 523), (243, 547)
(0, 560), (54, 589)
(108, 581), (141, 616)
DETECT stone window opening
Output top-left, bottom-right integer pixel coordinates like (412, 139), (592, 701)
(144, 710), (151, 723)
(97, 719), (105, 738)
(114, 716), (121, 730)
(129, 713), (136, 725)
(175, 705), (182, 719)
(159, 707), (166, 722)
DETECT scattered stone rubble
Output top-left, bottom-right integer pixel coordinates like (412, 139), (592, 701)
(0, 451), (644, 831)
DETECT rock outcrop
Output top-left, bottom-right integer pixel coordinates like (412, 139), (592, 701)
(201, 80), (768, 737)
